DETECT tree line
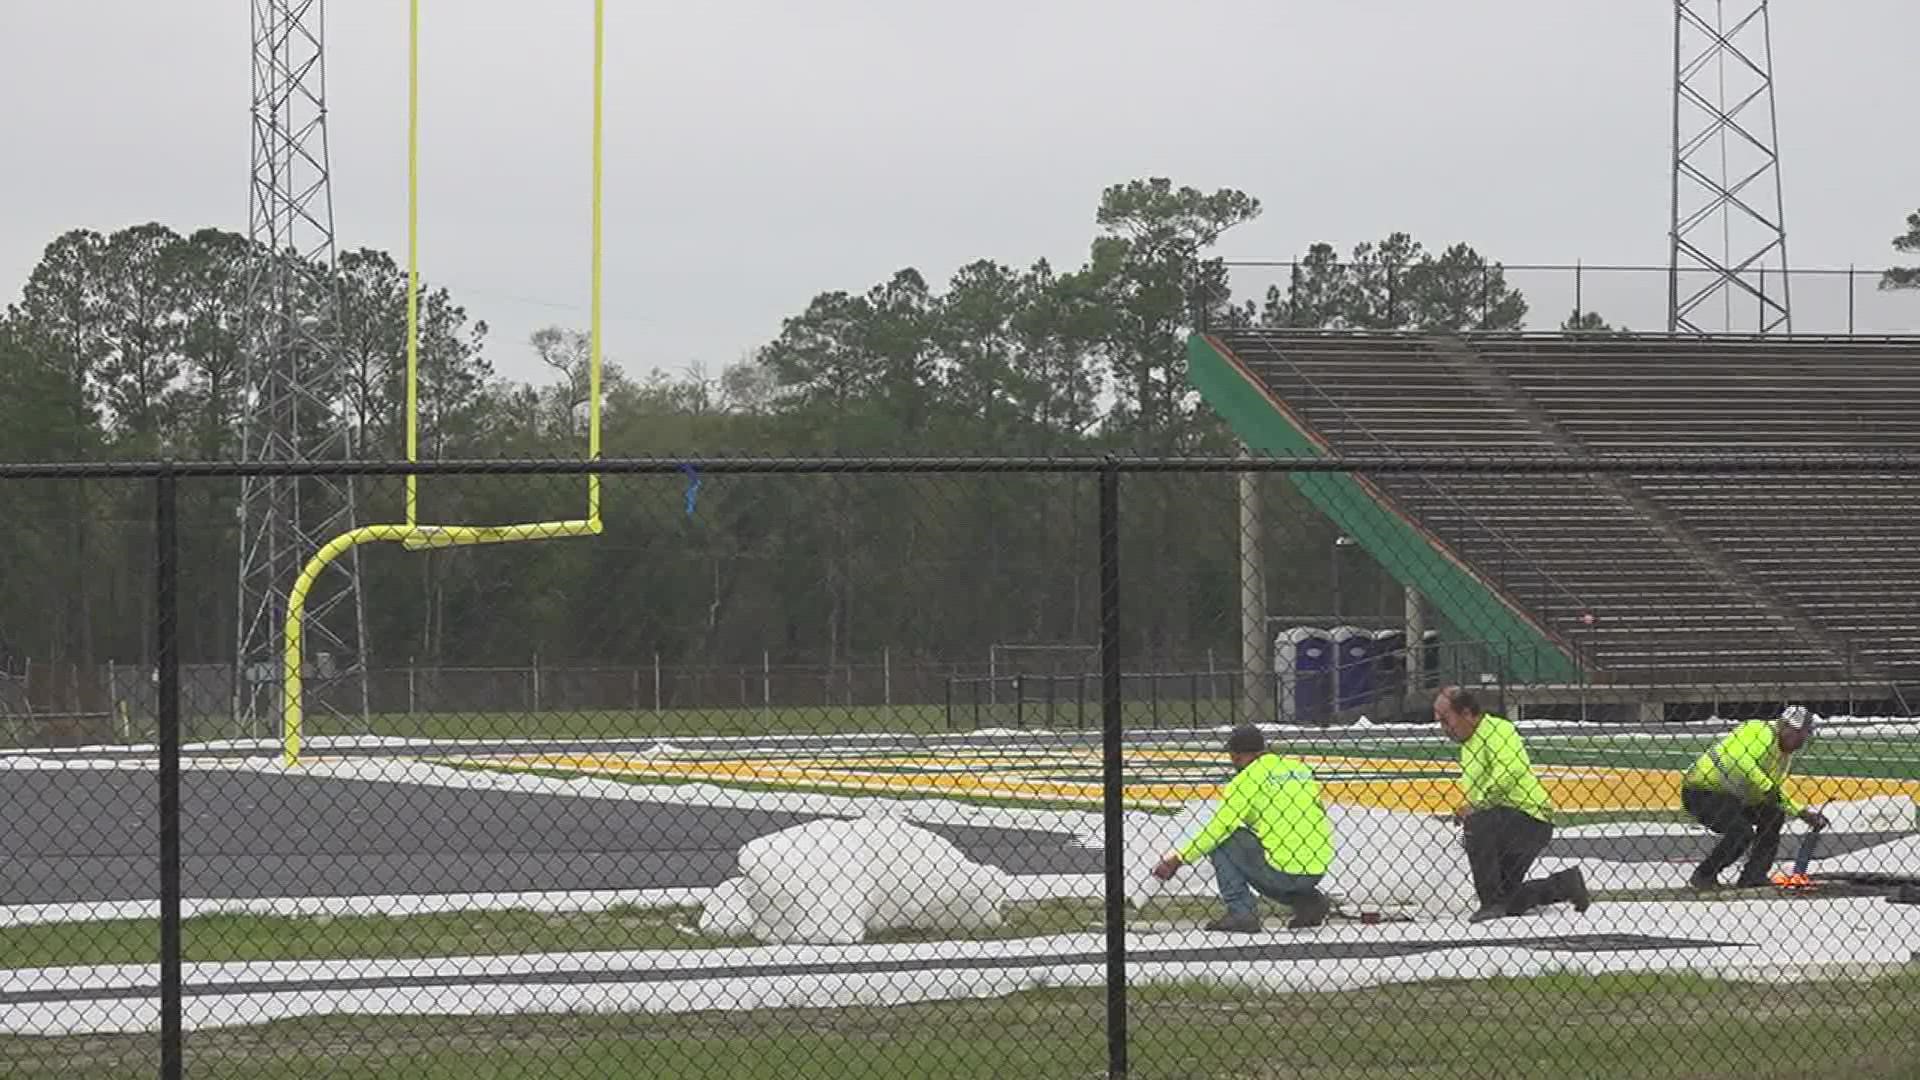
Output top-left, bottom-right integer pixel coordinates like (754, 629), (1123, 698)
(1, 182), (1910, 681)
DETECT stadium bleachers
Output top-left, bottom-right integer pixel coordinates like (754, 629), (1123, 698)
(1190, 328), (1920, 688)
(1470, 336), (1920, 675)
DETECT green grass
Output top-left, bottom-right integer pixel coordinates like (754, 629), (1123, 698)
(166, 697), (1244, 746)
(0, 886), (1818, 974)
(0, 898), (1242, 971)
(270, 704), (959, 742)
(8, 971), (1919, 1079)
(0, 906), (745, 969)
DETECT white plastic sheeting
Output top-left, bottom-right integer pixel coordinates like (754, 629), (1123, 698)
(698, 817), (1013, 944)
(1118, 801), (1480, 914)
(1822, 794), (1918, 834)
(1119, 796), (1917, 915)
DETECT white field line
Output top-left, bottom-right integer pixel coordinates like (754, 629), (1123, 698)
(3, 898), (1913, 1035)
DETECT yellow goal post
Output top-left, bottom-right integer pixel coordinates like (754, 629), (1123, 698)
(281, 0), (607, 766)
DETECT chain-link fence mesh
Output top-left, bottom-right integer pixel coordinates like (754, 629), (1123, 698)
(1, 455), (1919, 1077)
(0, 476), (162, 1078)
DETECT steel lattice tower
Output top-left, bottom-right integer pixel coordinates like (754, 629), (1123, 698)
(1668, 0), (1793, 334)
(235, 0), (370, 734)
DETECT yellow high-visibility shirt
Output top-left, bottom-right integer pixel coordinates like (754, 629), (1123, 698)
(1175, 753), (1334, 876)
(1459, 713), (1554, 824)
(1684, 720), (1802, 815)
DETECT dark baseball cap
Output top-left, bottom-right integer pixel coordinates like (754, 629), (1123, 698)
(1225, 724), (1267, 755)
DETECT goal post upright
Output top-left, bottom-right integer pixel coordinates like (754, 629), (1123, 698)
(281, 0), (608, 766)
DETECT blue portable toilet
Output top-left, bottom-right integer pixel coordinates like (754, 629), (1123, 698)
(1332, 626), (1375, 712)
(1275, 627), (1334, 726)
(1372, 628), (1408, 709)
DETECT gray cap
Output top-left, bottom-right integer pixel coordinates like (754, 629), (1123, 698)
(1779, 705), (1815, 733)
(1225, 724), (1267, 755)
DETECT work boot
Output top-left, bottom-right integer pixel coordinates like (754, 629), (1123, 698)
(1467, 905), (1505, 924)
(1204, 911), (1262, 934)
(1287, 890), (1331, 929)
(1551, 868), (1592, 913)
(1735, 853), (1774, 887)
(1688, 869), (1722, 892)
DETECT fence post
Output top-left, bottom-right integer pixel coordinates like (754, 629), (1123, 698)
(652, 652), (661, 712)
(988, 645), (997, 708)
(883, 647), (892, 715)
(407, 656), (416, 716)
(1849, 264), (1857, 334)
(1099, 457), (1127, 1079)
(155, 469), (183, 1080)
(532, 653), (541, 713)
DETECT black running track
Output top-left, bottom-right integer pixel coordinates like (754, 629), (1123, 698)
(0, 769), (1100, 905)
(2, 769), (1908, 905)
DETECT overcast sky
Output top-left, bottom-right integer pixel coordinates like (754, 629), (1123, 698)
(4, 1), (1916, 386)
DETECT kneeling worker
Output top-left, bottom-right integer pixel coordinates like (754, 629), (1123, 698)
(1681, 705), (1828, 890)
(1150, 724), (1333, 932)
(1434, 686), (1591, 923)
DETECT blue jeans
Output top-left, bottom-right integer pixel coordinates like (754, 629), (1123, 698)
(1208, 828), (1323, 917)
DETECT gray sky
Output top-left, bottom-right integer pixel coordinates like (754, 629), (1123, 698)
(4, 1), (1916, 386)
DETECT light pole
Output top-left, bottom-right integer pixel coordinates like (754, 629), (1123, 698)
(1331, 535), (1354, 622)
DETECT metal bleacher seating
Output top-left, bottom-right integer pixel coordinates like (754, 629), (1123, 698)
(1468, 335), (1920, 678)
(1199, 328), (1920, 689)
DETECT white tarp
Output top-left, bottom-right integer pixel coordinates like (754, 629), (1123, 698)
(1119, 801), (1480, 915)
(698, 817), (1012, 944)
(1118, 796), (1918, 916)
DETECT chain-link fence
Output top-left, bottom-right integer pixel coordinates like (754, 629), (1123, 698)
(2, 454), (1919, 1078)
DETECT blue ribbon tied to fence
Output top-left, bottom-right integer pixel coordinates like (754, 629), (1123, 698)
(679, 463), (702, 517)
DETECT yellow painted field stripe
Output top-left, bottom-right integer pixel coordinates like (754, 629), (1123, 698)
(505, 756), (1170, 802)
(483, 751), (1920, 817)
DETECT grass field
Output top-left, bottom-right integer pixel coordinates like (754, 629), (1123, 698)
(6, 972), (1918, 1079)
(0, 898), (1211, 970)
(0, 887), (1852, 973)
(279, 709), (1920, 774)
(208, 701), (1159, 743)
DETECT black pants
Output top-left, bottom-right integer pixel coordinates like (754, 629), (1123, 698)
(1461, 807), (1559, 914)
(1682, 786), (1785, 885)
